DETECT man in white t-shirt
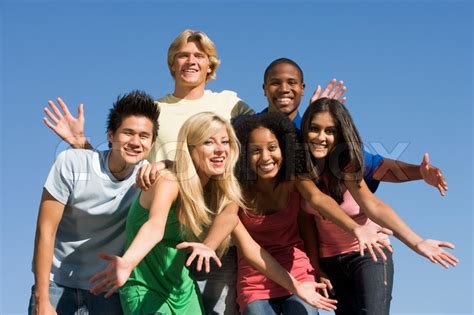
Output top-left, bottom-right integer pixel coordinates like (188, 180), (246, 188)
(30, 91), (159, 315)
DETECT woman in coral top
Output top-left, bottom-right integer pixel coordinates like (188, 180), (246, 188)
(232, 112), (394, 315)
(300, 98), (459, 315)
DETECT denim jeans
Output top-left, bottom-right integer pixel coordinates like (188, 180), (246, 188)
(243, 294), (319, 315)
(28, 281), (123, 315)
(319, 248), (394, 315)
(192, 246), (239, 315)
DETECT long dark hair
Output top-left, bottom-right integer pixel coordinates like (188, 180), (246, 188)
(301, 98), (364, 203)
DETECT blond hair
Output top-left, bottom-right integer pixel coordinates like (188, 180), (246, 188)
(174, 112), (243, 256)
(167, 29), (221, 82)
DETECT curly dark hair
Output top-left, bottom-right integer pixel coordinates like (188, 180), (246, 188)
(233, 111), (299, 190)
(301, 98), (364, 203)
(106, 90), (160, 148)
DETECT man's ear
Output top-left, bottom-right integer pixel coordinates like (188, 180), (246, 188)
(262, 83), (266, 96)
(302, 82), (306, 96)
(107, 130), (113, 144)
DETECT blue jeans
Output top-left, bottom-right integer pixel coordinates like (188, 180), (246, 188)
(319, 248), (394, 315)
(28, 281), (123, 315)
(192, 246), (239, 315)
(244, 294), (319, 315)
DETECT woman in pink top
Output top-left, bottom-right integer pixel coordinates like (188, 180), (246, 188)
(300, 98), (459, 315)
(232, 112), (394, 315)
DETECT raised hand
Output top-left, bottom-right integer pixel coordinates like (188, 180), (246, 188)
(176, 242), (222, 273)
(43, 97), (87, 148)
(89, 253), (132, 298)
(310, 78), (347, 104)
(420, 153), (448, 196)
(415, 239), (459, 268)
(353, 225), (393, 262)
(293, 281), (338, 311)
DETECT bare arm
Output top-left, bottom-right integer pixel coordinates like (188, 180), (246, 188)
(297, 210), (333, 297)
(232, 220), (337, 311)
(43, 97), (92, 149)
(345, 179), (458, 268)
(32, 189), (65, 315)
(296, 179), (392, 261)
(372, 154), (447, 196)
(90, 174), (179, 296)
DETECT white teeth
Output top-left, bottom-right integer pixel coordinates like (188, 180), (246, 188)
(259, 163), (275, 172)
(276, 97), (292, 105)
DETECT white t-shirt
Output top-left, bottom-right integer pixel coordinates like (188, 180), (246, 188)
(149, 90), (254, 162)
(44, 149), (145, 289)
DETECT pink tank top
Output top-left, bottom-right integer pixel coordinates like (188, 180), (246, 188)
(237, 190), (316, 312)
(302, 189), (390, 258)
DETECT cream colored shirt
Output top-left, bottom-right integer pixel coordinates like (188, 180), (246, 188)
(149, 90), (254, 162)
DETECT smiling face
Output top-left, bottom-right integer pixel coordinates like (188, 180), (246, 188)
(307, 112), (338, 159)
(108, 115), (154, 177)
(263, 62), (305, 121)
(248, 127), (282, 181)
(190, 124), (230, 182)
(171, 40), (210, 89)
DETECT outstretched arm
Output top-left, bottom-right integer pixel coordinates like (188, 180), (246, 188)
(90, 174), (178, 297)
(310, 78), (347, 104)
(32, 189), (65, 315)
(372, 153), (448, 196)
(43, 97), (92, 149)
(232, 220), (337, 311)
(345, 178), (458, 268)
(296, 179), (392, 261)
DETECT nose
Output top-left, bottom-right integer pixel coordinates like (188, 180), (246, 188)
(278, 82), (290, 92)
(261, 148), (271, 161)
(214, 142), (225, 154)
(129, 134), (140, 146)
(187, 54), (197, 64)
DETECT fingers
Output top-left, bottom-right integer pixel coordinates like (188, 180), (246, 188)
(57, 97), (72, 117)
(310, 85), (322, 104)
(211, 255), (222, 268)
(422, 153), (430, 166)
(89, 269), (108, 284)
(44, 105), (60, 124)
(438, 241), (455, 249)
(185, 252), (198, 268)
(97, 252), (114, 261)
(77, 103), (85, 121)
(196, 255), (204, 272)
(104, 285), (120, 298)
(374, 244), (387, 261)
(175, 242), (189, 250)
(48, 100), (64, 119)
(379, 227), (393, 236)
(366, 243), (378, 262)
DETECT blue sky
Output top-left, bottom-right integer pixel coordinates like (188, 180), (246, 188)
(1, 0), (472, 314)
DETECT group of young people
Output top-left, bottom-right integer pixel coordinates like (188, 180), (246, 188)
(30, 29), (458, 315)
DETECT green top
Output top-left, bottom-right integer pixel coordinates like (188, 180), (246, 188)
(119, 195), (203, 315)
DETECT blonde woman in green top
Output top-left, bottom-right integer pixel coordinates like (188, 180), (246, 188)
(89, 112), (244, 314)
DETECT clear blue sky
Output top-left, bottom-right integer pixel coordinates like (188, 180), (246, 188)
(1, 1), (472, 314)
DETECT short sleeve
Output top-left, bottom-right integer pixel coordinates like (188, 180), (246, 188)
(363, 150), (384, 193)
(44, 150), (76, 204)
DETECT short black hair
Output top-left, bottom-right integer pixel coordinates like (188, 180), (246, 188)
(263, 57), (304, 84)
(106, 90), (160, 147)
(233, 112), (298, 189)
